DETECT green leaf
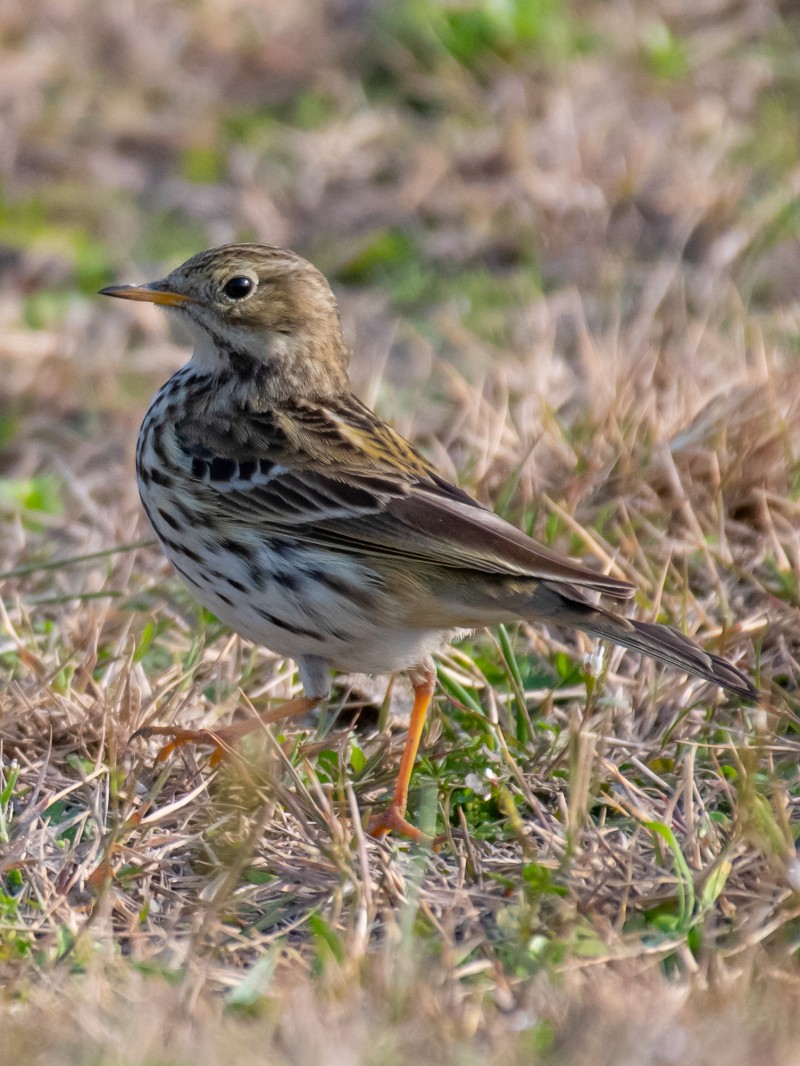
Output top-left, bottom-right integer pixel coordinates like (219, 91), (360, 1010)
(181, 145), (224, 184)
(642, 21), (688, 80)
(226, 953), (277, 1010)
(699, 860), (732, 912)
(0, 476), (62, 515)
(244, 868), (274, 886)
(350, 742), (367, 775)
(337, 229), (418, 285)
(522, 862), (568, 898)
(308, 912), (346, 967)
(437, 667), (484, 714)
(645, 820), (695, 928)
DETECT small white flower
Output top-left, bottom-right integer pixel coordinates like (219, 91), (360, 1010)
(465, 771), (494, 799)
(583, 644), (605, 679)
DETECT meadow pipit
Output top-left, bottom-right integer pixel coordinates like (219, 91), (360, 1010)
(100, 244), (756, 840)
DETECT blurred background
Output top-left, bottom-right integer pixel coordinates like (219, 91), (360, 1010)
(2, 0), (798, 516)
(1, 3), (800, 1061)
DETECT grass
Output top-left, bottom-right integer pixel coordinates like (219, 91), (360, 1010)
(1, 0), (800, 1062)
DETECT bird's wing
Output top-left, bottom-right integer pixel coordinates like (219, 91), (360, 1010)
(174, 395), (634, 599)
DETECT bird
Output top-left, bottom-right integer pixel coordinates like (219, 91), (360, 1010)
(100, 243), (756, 841)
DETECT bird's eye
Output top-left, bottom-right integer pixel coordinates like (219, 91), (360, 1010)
(223, 276), (255, 300)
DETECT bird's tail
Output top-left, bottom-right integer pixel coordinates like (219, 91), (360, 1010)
(526, 586), (756, 699)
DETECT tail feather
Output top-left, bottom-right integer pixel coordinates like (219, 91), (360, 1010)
(585, 615), (756, 699)
(530, 587), (756, 699)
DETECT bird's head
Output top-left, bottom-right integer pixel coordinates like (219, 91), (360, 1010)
(100, 244), (350, 398)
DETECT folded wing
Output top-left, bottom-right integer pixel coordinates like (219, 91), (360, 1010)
(174, 395), (635, 600)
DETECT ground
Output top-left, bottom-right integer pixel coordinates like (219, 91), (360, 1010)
(1, 1), (800, 1063)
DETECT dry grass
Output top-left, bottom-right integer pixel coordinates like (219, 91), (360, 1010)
(1, 0), (800, 1061)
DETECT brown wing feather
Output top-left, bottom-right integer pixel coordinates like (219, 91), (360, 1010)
(174, 394), (635, 599)
(381, 490), (634, 597)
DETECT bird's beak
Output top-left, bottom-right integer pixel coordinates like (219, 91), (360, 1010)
(98, 282), (192, 307)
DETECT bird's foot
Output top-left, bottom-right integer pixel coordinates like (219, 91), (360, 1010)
(367, 803), (433, 845)
(131, 695), (322, 768)
(129, 723), (244, 767)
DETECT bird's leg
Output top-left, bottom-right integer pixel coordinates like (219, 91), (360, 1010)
(368, 662), (436, 842)
(131, 695), (322, 767)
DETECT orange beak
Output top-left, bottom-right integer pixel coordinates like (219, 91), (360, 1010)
(98, 283), (192, 307)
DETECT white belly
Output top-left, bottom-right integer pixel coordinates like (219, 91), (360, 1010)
(141, 477), (450, 675)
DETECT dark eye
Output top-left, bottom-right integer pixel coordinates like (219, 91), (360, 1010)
(223, 275), (254, 300)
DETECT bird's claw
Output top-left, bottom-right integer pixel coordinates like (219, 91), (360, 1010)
(367, 804), (435, 846)
(129, 725), (226, 765)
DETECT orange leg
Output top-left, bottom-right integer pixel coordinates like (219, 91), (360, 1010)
(368, 665), (436, 842)
(130, 695), (322, 766)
